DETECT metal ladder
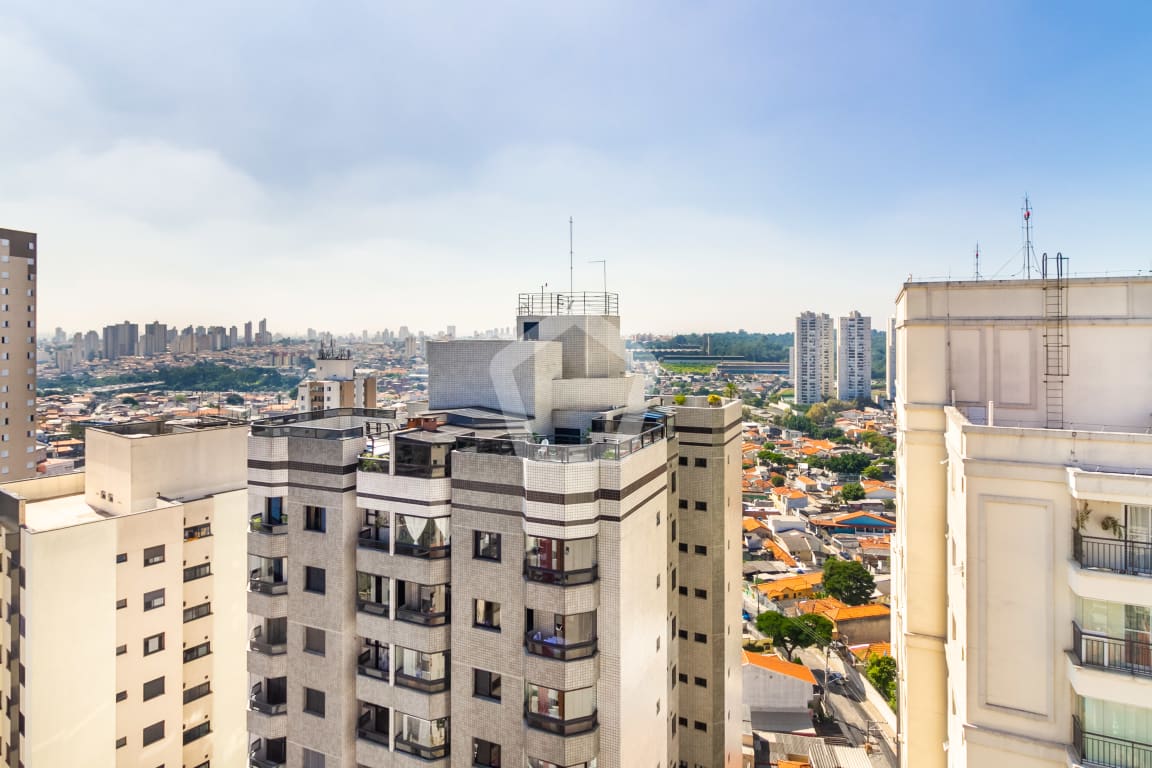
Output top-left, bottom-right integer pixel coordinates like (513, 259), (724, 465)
(1042, 252), (1069, 429)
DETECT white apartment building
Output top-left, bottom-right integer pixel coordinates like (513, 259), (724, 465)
(0, 420), (249, 768)
(0, 230), (37, 482)
(835, 311), (871, 402)
(893, 273), (1152, 768)
(246, 291), (742, 768)
(298, 345), (378, 411)
(792, 312), (834, 407)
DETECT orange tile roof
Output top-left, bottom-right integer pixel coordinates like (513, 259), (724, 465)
(850, 641), (892, 660)
(754, 571), (823, 598)
(742, 518), (767, 533)
(741, 650), (818, 684)
(796, 598), (890, 622)
(764, 539), (799, 567)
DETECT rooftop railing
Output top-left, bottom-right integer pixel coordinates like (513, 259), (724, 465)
(251, 407), (397, 439)
(454, 424), (666, 464)
(517, 291), (618, 317)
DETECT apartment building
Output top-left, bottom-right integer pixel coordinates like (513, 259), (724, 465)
(835, 311), (871, 402)
(143, 321), (169, 357)
(0, 420), (249, 768)
(0, 230), (37, 482)
(885, 317), (896, 402)
(246, 291), (742, 768)
(892, 273), (1152, 768)
(792, 312), (834, 406)
(297, 346), (378, 412)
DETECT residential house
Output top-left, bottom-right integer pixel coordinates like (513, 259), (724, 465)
(742, 651), (817, 733)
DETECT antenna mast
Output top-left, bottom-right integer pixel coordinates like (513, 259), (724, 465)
(974, 242), (980, 280)
(569, 217), (574, 294)
(1023, 195), (1036, 278)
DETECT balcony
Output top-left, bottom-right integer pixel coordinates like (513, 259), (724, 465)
(525, 564), (599, 587)
(395, 738), (449, 761)
(396, 605), (450, 626)
(1073, 623), (1152, 678)
(526, 630), (598, 661)
(1074, 531), (1152, 577)
(249, 577), (288, 595)
(358, 649), (390, 681)
(524, 708), (599, 736)
(250, 694), (287, 716)
(250, 513), (288, 535)
(359, 526), (391, 552)
(357, 598), (389, 618)
(1074, 715), (1152, 768)
(249, 737), (287, 768)
(250, 630), (287, 656)
(359, 455), (391, 474)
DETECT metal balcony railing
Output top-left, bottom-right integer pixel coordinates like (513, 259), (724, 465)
(1073, 623), (1152, 677)
(1075, 715), (1152, 768)
(1074, 530), (1152, 577)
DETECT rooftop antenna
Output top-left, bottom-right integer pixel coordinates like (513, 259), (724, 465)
(974, 242), (981, 280)
(569, 217), (574, 295)
(1023, 195), (1036, 279)
(588, 259), (607, 293)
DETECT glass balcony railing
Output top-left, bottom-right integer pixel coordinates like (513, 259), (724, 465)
(249, 513), (288, 535)
(524, 563), (599, 586)
(525, 629), (598, 661)
(524, 708), (598, 736)
(249, 577), (288, 595)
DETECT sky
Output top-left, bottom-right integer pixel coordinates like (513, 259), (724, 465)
(2, 1), (1151, 336)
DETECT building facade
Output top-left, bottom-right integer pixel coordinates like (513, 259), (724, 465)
(297, 347), (378, 412)
(143, 321), (168, 356)
(835, 311), (871, 402)
(893, 275), (1152, 768)
(0, 230), (37, 482)
(0, 420), (250, 768)
(103, 320), (140, 360)
(792, 312), (834, 407)
(246, 292), (742, 768)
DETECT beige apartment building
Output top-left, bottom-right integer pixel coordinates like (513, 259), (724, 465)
(297, 345), (378, 412)
(246, 292), (742, 768)
(0, 230), (38, 481)
(893, 271), (1152, 768)
(0, 420), (249, 768)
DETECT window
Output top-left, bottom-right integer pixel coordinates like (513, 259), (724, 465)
(143, 588), (165, 611)
(678, 586), (687, 595)
(694, 545), (707, 555)
(115, 552), (127, 564)
(694, 588), (707, 599)
(142, 721), (164, 746)
(143, 633), (165, 656)
(143, 677), (165, 701)
(678, 628), (687, 639)
(678, 672), (688, 683)
(143, 545), (165, 566)
(474, 530), (501, 561)
(183, 682), (211, 704)
(671, 471), (677, 492)
(116, 690), (127, 702)
(183, 642), (210, 662)
(474, 669), (501, 700)
(678, 716), (688, 726)
(115, 737), (126, 749)
(116, 644), (127, 656)
(184, 523), (211, 540)
(116, 598), (127, 610)
(304, 506), (326, 532)
(304, 566), (326, 594)
(183, 563), (211, 581)
(183, 720), (210, 744)
(694, 458), (707, 468)
(678, 542), (687, 552)
(693, 633), (706, 643)
(694, 501), (707, 511)
(183, 602), (211, 622)
(474, 599), (500, 630)
(303, 687), (325, 717)
(678, 499), (687, 509)
(694, 677), (707, 687)
(678, 456), (687, 466)
(671, 569), (677, 588)
(302, 749), (325, 768)
(304, 627), (326, 655)
(694, 721), (707, 731)
(474, 738), (501, 767)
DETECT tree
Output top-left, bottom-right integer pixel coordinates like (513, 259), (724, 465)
(840, 482), (865, 501)
(121, 396), (139, 407)
(805, 402), (831, 424)
(823, 558), (876, 606)
(770, 475), (785, 487)
(861, 465), (884, 481)
(724, 380), (739, 399)
(225, 393), (245, 406)
(866, 654), (898, 710)
(755, 611), (834, 661)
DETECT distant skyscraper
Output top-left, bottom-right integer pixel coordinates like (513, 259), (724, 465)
(244, 320), (253, 346)
(142, 320), (167, 356)
(793, 311), (835, 406)
(103, 320), (139, 360)
(836, 310), (872, 401)
(885, 315), (896, 401)
(0, 229), (38, 479)
(229, 324), (238, 348)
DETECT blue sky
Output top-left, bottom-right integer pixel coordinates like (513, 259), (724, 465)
(2, 1), (1150, 335)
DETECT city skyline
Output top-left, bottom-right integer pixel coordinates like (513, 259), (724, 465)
(4, 2), (1151, 332)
